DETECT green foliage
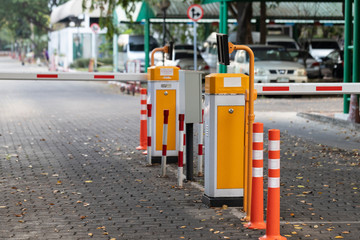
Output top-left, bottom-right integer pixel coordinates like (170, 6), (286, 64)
(98, 58), (113, 65)
(0, 0), (70, 53)
(70, 58), (91, 68)
(99, 40), (113, 58)
(0, 0), (52, 35)
(86, 0), (141, 39)
(70, 57), (114, 69)
(0, 27), (14, 50)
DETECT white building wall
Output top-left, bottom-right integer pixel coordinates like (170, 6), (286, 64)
(48, 26), (107, 69)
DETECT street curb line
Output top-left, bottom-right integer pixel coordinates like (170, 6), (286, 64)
(297, 112), (360, 131)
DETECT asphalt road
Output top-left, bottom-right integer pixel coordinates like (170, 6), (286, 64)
(254, 97), (360, 151)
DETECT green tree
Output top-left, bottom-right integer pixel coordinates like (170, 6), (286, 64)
(0, 0), (69, 53)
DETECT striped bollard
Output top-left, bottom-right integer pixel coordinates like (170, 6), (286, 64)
(260, 129), (286, 240)
(161, 110), (169, 177)
(178, 114), (185, 187)
(197, 109), (204, 177)
(146, 104), (152, 164)
(244, 122), (266, 229)
(136, 88), (147, 150)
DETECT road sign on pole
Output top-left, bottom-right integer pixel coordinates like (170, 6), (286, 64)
(187, 4), (204, 71)
(187, 4), (204, 22)
(90, 23), (100, 33)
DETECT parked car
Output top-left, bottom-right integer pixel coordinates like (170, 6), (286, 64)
(287, 49), (321, 79)
(117, 34), (159, 72)
(301, 39), (341, 62)
(201, 31), (258, 72)
(266, 35), (300, 50)
(228, 45), (308, 83)
(156, 45), (210, 75)
(320, 49), (344, 80)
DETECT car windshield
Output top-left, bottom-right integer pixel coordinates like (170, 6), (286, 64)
(288, 51), (313, 59)
(249, 48), (294, 62)
(311, 41), (340, 49)
(129, 43), (158, 51)
(175, 45), (194, 50)
(267, 41), (297, 49)
(174, 52), (202, 60)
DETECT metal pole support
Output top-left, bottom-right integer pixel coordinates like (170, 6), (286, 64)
(186, 123), (194, 181)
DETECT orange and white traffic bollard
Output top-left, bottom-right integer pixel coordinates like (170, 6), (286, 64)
(161, 110), (169, 177)
(146, 104), (152, 165)
(260, 129), (286, 240)
(244, 122), (266, 229)
(178, 114), (185, 187)
(136, 88), (147, 150)
(197, 109), (204, 177)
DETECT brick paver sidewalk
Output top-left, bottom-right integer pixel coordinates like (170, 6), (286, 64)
(0, 80), (255, 239)
(0, 74), (359, 239)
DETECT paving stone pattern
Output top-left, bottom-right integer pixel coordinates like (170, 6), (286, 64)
(0, 81), (255, 240)
(0, 80), (359, 239)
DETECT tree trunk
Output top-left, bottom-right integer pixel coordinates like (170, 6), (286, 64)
(234, 2), (253, 44)
(260, 1), (266, 44)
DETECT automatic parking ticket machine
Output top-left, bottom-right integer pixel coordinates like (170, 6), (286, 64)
(147, 44), (179, 162)
(202, 34), (256, 207)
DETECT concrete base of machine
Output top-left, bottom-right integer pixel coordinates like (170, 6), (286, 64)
(202, 194), (243, 207)
(151, 156), (178, 164)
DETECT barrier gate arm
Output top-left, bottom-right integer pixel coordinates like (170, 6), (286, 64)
(228, 42), (255, 219)
(255, 83), (360, 95)
(0, 72), (148, 82)
(1, 71), (359, 95)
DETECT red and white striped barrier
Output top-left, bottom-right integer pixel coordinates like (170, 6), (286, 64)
(146, 104), (152, 165)
(136, 88), (147, 150)
(178, 114), (185, 187)
(161, 110), (170, 177)
(0, 72), (357, 95)
(0, 72), (147, 82)
(197, 109), (204, 177)
(260, 129), (286, 240)
(244, 122), (266, 229)
(255, 83), (360, 95)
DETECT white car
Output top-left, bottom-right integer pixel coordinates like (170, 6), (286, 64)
(228, 45), (308, 83)
(266, 35), (300, 50)
(155, 47), (210, 75)
(302, 39), (341, 62)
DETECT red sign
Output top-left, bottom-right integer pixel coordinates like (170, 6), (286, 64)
(90, 23), (100, 33)
(187, 4), (204, 22)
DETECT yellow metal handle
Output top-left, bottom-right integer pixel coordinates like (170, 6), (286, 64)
(150, 46), (169, 67)
(228, 42), (255, 220)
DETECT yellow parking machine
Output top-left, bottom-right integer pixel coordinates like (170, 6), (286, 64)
(147, 45), (179, 162)
(202, 34), (256, 207)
